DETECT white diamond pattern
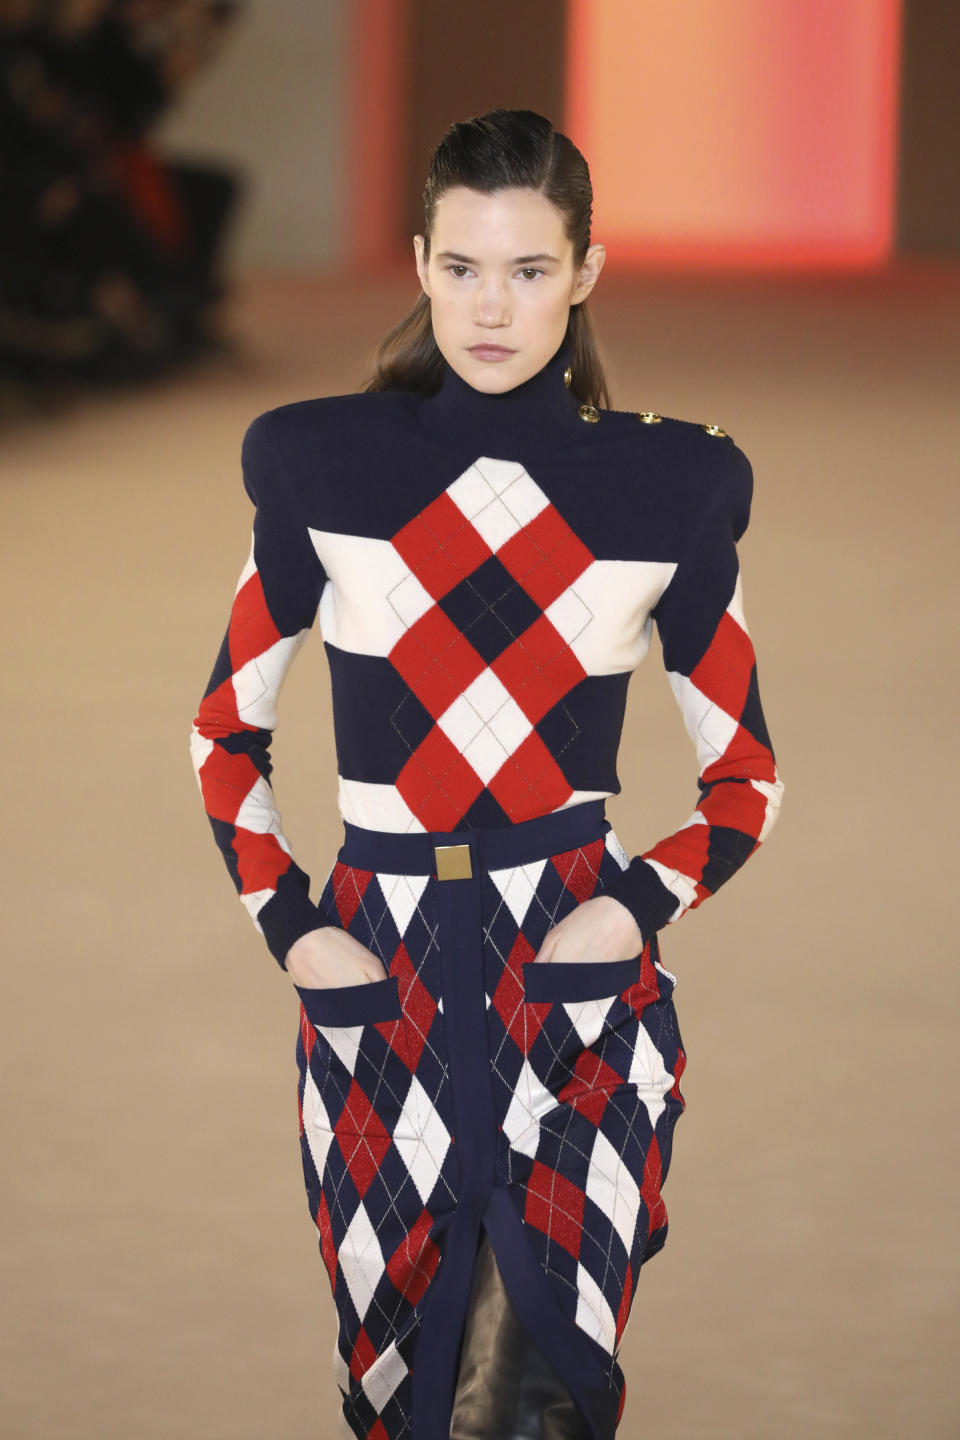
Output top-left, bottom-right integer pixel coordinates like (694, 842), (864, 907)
(626, 1023), (675, 1129)
(303, 1066), (336, 1181)
(377, 871), (430, 940)
(487, 858), (549, 928)
(586, 1129), (642, 1257)
(339, 1198), (386, 1322)
(392, 1075), (452, 1203)
(501, 1056), (556, 1156)
(575, 1261), (617, 1354)
(361, 1340), (408, 1412)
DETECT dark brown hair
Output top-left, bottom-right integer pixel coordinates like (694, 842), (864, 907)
(359, 108), (611, 408)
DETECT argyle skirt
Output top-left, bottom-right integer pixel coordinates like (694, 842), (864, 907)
(293, 797), (687, 1440)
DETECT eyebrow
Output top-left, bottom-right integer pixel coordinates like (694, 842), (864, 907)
(436, 251), (560, 265)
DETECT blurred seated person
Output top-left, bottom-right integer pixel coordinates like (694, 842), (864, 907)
(0, 0), (245, 391)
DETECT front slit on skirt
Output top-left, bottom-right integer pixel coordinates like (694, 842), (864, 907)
(293, 797), (688, 1439)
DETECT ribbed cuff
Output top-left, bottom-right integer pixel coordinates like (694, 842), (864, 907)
(256, 872), (333, 970)
(601, 858), (683, 945)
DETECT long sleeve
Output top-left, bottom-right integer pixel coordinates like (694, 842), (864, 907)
(189, 409), (330, 969)
(602, 440), (784, 942)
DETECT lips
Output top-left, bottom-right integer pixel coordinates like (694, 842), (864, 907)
(468, 345), (515, 358)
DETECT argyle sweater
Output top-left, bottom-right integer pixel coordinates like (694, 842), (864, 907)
(189, 338), (784, 969)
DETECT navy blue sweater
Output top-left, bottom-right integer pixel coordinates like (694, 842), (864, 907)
(190, 337), (784, 968)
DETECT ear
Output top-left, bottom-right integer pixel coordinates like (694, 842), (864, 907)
(413, 235), (430, 296)
(571, 242), (606, 304)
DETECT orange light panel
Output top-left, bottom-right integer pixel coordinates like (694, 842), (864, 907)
(565, 0), (903, 269)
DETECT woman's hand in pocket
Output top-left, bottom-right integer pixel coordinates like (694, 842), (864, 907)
(532, 895), (644, 965)
(284, 927), (388, 989)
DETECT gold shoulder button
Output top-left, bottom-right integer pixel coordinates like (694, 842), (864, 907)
(578, 403), (600, 423)
(563, 365), (573, 389)
(702, 423), (727, 437)
(636, 411), (662, 424)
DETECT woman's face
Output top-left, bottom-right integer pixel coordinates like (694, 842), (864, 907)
(414, 186), (605, 393)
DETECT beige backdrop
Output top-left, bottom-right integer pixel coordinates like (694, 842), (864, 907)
(1, 262), (957, 1438)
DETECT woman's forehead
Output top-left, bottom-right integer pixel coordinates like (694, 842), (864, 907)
(431, 186), (570, 259)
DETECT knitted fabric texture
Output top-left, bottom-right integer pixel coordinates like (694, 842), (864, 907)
(189, 337), (784, 969)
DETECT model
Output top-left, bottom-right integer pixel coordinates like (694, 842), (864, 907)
(189, 108), (784, 1440)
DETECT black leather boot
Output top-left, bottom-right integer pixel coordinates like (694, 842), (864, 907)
(450, 1229), (596, 1439)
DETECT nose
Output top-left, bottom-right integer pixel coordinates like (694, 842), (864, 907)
(473, 276), (510, 328)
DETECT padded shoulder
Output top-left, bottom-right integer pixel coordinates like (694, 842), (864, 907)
(266, 388), (410, 444)
(243, 390), (412, 480)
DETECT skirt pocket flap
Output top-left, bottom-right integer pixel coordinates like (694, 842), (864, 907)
(522, 955), (643, 1004)
(295, 974), (402, 1027)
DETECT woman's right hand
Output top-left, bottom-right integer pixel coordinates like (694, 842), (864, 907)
(284, 926), (390, 990)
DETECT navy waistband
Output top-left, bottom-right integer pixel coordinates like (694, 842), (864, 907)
(338, 798), (611, 875)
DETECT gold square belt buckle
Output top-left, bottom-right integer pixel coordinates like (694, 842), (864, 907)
(434, 842), (473, 880)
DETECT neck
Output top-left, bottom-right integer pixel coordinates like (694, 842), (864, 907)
(416, 337), (587, 458)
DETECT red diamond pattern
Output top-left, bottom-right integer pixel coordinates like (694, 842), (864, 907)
(384, 1208), (440, 1307)
(388, 467), (598, 826)
(392, 943), (437, 1073)
(498, 504), (594, 607)
(524, 1159), (586, 1259)
(640, 1135), (667, 1237)
(615, 1262), (634, 1347)
(558, 1052), (624, 1114)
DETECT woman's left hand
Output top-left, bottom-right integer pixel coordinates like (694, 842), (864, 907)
(532, 895), (645, 965)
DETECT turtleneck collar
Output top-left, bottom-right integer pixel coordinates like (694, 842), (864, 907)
(416, 336), (589, 458)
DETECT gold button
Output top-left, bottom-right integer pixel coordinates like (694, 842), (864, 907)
(577, 404), (600, 423)
(637, 411), (662, 424)
(702, 423), (727, 437)
(434, 843), (473, 880)
(562, 365), (573, 389)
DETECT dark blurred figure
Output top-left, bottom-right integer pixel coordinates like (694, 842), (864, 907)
(0, 0), (246, 407)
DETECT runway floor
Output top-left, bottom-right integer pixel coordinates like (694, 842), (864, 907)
(1, 260), (957, 1438)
